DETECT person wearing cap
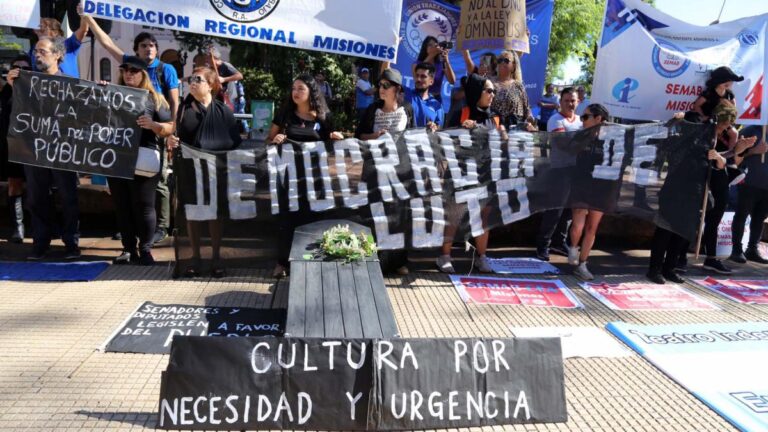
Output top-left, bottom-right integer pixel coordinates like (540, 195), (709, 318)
(382, 61), (443, 129)
(108, 56), (174, 266)
(692, 66), (743, 123)
(730, 125), (768, 264)
(355, 67), (375, 124)
(6, 37), (81, 260)
(355, 68), (415, 275)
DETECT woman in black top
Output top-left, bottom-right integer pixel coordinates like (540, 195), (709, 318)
(0, 55), (32, 243)
(169, 66), (241, 278)
(268, 73), (343, 278)
(108, 56), (174, 265)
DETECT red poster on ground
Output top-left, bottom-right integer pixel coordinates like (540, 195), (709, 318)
(450, 276), (582, 308)
(581, 282), (718, 311)
(692, 277), (768, 305)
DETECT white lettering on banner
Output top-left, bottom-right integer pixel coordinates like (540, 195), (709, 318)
(85, 0), (401, 62)
(410, 196), (445, 248)
(366, 135), (411, 202)
(404, 130), (442, 195)
(592, 125), (626, 181)
(182, 146), (218, 221)
(159, 395), (251, 427)
(388, 390), (529, 421)
(630, 124), (666, 186)
(33, 138), (117, 168)
(370, 202), (405, 249)
(267, 145), (299, 214)
(301, 142), (336, 212)
(496, 178), (531, 224)
(490, 130), (535, 181)
(455, 186), (489, 237)
(346, 392), (364, 420)
(226, 150), (257, 220)
(438, 130), (479, 188)
(333, 139), (368, 208)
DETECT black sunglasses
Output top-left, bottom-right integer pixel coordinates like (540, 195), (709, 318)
(497, 58), (515, 65)
(186, 75), (206, 84)
(483, 88), (496, 95)
(580, 113), (595, 122)
(379, 80), (395, 90)
(11, 65), (32, 71)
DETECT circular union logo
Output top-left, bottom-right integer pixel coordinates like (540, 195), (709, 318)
(400, 2), (458, 60)
(210, 0), (279, 23)
(651, 41), (690, 78)
(738, 30), (759, 46)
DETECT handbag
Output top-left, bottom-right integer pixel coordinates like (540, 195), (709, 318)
(135, 146), (161, 177)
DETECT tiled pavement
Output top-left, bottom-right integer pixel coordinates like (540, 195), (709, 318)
(1, 238), (767, 431)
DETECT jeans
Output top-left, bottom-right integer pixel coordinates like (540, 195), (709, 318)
(110, 173), (160, 254)
(24, 166), (79, 250)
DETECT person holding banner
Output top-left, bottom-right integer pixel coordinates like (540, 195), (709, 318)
(108, 57), (174, 266)
(0, 55), (31, 244)
(692, 67), (743, 125)
(489, 51), (535, 131)
(269, 74), (345, 278)
(168, 67), (241, 278)
(7, 37), (81, 260)
(567, 104), (613, 281)
(415, 36), (456, 101)
(437, 74), (502, 274)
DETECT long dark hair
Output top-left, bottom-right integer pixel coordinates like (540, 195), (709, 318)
(585, 103), (610, 122)
(278, 73), (329, 121)
(417, 36), (438, 62)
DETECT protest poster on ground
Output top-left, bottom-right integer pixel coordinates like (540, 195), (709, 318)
(457, 0), (529, 52)
(607, 321), (768, 432)
(8, 71), (148, 179)
(581, 282), (719, 311)
(486, 257), (560, 274)
(592, 0), (768, 124)
(103, 302), (285, 354)
(0, 0), (40, 28)
(158, 336), (567, 430)
(451, 275), (582, 308)
(84, 0), (402, 62)
(692, 277), (768, 305)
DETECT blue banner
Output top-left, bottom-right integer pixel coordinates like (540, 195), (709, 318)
(393, 0), (554, 118)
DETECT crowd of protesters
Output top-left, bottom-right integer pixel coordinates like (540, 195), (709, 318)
(1, 13), (767, 285)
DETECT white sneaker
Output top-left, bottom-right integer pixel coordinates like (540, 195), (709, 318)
(568, 245), (580, 265)
(574, 262), (594, 280)
(436, 255), (455, 273)
(477, 255), (493, 273)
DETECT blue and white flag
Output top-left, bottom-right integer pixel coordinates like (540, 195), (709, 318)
(593, 0), (768, 125)
(84, 0), (403, 62)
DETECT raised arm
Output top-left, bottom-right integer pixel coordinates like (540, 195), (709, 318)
(462, 49), (476, 75)
(82, 15), (124, 61)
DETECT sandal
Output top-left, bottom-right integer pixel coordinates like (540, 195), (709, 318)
(184, 258), (201, 278)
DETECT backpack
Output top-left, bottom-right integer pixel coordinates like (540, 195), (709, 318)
(154, 60), (171, 102)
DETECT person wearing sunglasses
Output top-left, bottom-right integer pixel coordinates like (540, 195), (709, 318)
(7, 37), (81, 260)
(489, 51), (536, 131)
(268, 73), (344, 278)
(566, 104), (612, 280)
(0, 55), (32, 244)
(167, 67), (241, 278)
(355, 68), (415, 275)
(437, 74), (504, 274)
(108, 56), (174, 266)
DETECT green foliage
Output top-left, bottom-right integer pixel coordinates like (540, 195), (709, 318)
(319, 225), (377, 262)
(547, 0), (603, 82)
(0, 28), (23, 51)
(239, 67), (282, 102)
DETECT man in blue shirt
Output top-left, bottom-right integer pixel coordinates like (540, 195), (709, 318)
(405, 62), (444, 129)
(29, 17), (89, 78)
(355, 68), (375, 124)
(83, 14), (180, 244)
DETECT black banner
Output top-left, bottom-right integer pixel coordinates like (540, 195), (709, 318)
(8, 70), (148, 179)
(158, 336), (565, 430)
(104, 302), (285, 354)
(175, 121), (711, 254)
